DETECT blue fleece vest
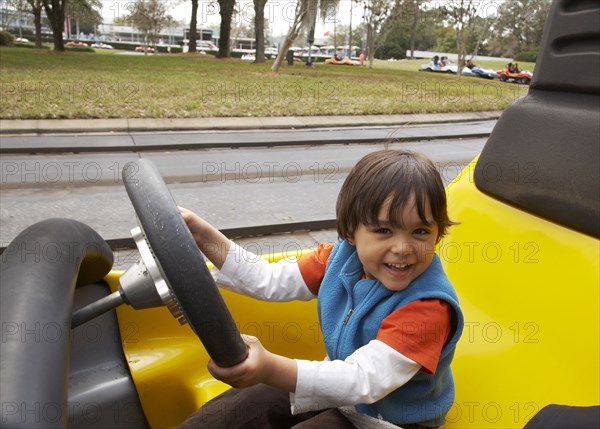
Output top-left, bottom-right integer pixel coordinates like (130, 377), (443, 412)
(317, 240), (463, 427)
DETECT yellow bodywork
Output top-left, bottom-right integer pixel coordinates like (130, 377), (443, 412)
(106, 251), (325, 429)
(107, 159), (599, 428)
(441, 158), (599, 427)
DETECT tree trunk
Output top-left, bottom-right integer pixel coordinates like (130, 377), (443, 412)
(408, 0), (420, 59)
(253, 0), (267, 63)
(367, 22), (375, 68)
(32, 2), (43, 48)
(189, 0), (198, 53)
(456, 25), (466, 79)
(42, 0), (65, 52)
(271, 1), (306, 73)
(217, 0), (235, 58)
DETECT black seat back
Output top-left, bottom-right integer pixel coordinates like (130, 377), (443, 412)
(474, 0), (600, 238)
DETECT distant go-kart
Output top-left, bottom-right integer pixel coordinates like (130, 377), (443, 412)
(420, 61), (497, 79)
(469, 65), (497, 79)
(420, 62), (473, 75)
(1, 1), (598, 428)
(325, 55), (362, 66)
(496, 67), (533, 84)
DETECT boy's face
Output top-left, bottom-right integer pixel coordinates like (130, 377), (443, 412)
(349, 196), (439, 291)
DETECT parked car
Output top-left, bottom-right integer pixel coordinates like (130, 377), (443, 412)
(91, 42), (113, 50)
(66, 41), (88, 47)
(135, 45), (155, 53)
(197, 41), (217, 51)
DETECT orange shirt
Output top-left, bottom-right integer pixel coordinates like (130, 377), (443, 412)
(298, 243), (451, 374)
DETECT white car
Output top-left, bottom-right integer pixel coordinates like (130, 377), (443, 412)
(420, 61), (474, 76)
(91, 42), (113, 49)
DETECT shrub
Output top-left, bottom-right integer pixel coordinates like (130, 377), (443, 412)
(14, 42), (50, 49)
(65, 45), (95, 53)
(156, 45), (183, 54)
(0, 31), (14, 46)
(101, 41), (136, 51)
(515, 49), (538, 63)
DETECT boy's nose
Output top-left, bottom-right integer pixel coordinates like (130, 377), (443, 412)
(391, 241), (416, 255)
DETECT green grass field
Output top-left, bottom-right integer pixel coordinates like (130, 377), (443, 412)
(0, 48), (533, 119)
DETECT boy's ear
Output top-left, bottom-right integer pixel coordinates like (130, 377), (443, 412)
(347, 236), (355, 246)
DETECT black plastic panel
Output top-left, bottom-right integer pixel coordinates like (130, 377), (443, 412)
(70, 283), (149, 429)
(523, 404), (600, 429)
(474, 0), (600, 238)
(531, 0), (600, 94)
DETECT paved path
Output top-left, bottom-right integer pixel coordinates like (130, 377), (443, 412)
(0, 111), (501, 135)
(1, 120), (494, 154)
(0, 112), (496, 258)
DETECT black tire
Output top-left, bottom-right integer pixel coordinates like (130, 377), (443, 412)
(1, 219), (114, 428)
(499, 74), (508, 82)
(122, 159), (247, 367)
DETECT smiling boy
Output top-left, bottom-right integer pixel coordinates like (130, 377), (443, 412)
(178, 150), (464, 429)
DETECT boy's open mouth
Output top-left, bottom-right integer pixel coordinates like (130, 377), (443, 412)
(385, 263), (411, 271)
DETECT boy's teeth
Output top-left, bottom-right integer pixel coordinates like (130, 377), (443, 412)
(388, 263), (408, 269)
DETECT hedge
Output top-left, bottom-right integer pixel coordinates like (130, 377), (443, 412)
(14, 41), (50, 49)
(0, 31), (14, 46)
(65, 45), (95, 53)
(515, 49), (538, 63)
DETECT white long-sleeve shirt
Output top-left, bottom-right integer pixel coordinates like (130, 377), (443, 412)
(212, 243), (422, 416)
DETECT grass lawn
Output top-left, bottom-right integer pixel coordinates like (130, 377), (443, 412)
(0, 48), (532, 119)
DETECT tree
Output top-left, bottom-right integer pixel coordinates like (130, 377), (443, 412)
(432, 25), (455, 52)
(253, 0), (267, 63)
(362, 0), (391, 68)
(486, 0), (551, 58)
(188, 0), (198, 53)
(324, 23), (362, 48)
(442, 0), (478, 78)
(25, 0), (43, 48)
(271, 0), (339, 73)
(129, 0), (171, 54)
(41, 0), (100, 51)
(376, 2), (437, 60)
(406, 0), (425, 58)
(65, 0), (101, 37)
(41, 0), (66, 51)
(216, 0), (235, 58)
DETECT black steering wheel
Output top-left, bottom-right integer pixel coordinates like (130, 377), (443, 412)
(122, 159), (248, 367)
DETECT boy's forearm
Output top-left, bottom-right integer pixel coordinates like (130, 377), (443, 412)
(194, 221), (231, 270)
(264, 353), (298, 393)
(181, 207), (231, 269)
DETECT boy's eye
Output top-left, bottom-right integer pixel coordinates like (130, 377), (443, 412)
(374, 227), (392, 234)
(413, 228), (429, 235)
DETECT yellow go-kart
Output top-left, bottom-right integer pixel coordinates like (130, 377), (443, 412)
(1, 1), (598, 428)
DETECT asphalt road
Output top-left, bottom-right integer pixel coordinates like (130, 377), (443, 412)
(1, 125), (487, 249)
(0, 119), (494, 356)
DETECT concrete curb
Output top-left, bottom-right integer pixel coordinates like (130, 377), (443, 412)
(0, 111), (503, 135)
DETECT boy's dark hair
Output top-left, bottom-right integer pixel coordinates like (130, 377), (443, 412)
(336, 150), (455, 242)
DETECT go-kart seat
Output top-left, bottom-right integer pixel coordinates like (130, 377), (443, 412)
(474, 0), (599, 238)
